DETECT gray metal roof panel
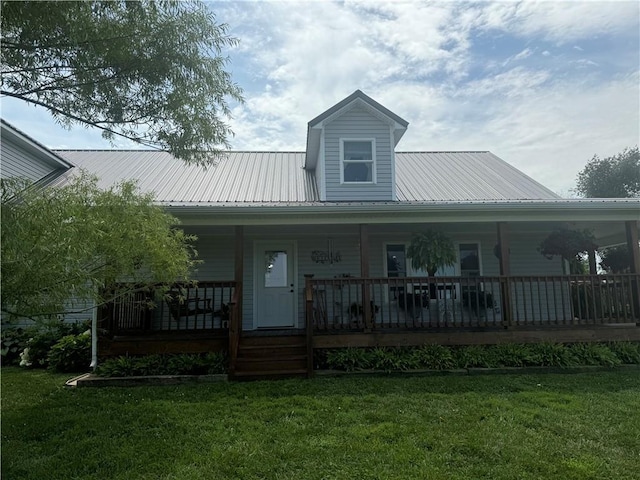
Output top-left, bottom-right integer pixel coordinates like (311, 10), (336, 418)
(53, 150), (318, 203)
(53, 150), (560, 203)
(395, 151), (561, 201)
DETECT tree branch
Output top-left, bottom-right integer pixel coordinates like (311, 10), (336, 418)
(0, 90), (164, 150)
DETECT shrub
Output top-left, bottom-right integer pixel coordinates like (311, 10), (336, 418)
(454, 345), (494, 368)
(607, 342), (640, 364)
(411, 344), (455, 370)
(96, 356), (137, 377)
(18, 319), (90, 368)
(528, 343), (576, 367)
(326, 348), (373, 371)
(1, 327), (30, 366)
(47, 333), (92, 373)
(369, 347), (418, 372)
(96, 352), (227, 377)
(568, 343), (620, 367)
(487, 344), (535, 368)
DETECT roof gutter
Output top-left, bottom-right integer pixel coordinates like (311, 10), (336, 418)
(162, 200), (640, 226)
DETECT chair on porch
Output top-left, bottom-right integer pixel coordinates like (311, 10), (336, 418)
(165, 289), (214, 322)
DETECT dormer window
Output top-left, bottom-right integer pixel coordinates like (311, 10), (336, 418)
(341, 139), (376, 183)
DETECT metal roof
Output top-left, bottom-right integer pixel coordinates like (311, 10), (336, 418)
(395, 151), (560, 201)
(53, 150), (317, 202)
(53, 149), (560, 203)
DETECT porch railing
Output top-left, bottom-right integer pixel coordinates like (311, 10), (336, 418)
(101, 281), (237, 335)
(305, 274), (640, 332)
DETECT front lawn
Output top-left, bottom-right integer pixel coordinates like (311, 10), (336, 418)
(2, 368), (639, 479)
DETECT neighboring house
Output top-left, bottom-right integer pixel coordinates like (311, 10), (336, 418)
(0, 119), (73, 183)
(3, 91), (640, 378)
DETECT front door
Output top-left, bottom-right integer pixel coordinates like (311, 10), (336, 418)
(255, 242), (296, 328)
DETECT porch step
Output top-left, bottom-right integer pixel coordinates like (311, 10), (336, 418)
(232, 334), (310, 380)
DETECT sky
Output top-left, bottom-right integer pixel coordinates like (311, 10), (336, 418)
(2, 0), (639, 196)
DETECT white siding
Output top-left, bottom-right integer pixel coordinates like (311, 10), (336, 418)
(323, 106), (393, 201)
(0, 136), (58, 181)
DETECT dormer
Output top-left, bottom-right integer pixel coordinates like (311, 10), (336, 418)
(305, 90), (408, 201)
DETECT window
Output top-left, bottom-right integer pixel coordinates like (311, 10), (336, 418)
(459, 243), (480, 277)
(341, 139), (375, 183)
(264, 251), (288, 287)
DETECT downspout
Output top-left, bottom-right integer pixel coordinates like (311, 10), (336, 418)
(90, 305), (98, 370)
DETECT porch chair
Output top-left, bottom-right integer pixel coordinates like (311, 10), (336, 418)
(165, 289), (214, 322)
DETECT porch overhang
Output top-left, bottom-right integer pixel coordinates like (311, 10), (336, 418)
(163, 199), (640, 226)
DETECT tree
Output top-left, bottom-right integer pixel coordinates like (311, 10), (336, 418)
(575, 146), (640, 198)
(1, 0), (243, 165)
(1, 174), (198, 321)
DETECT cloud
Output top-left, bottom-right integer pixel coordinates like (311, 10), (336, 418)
(3, 0), (638, 197)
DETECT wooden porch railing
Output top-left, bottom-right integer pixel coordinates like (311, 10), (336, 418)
(306, 274), (640, 332)
(101, 281), (237, 335)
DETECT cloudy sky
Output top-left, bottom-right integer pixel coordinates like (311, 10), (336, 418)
(2, 0), (639, 196)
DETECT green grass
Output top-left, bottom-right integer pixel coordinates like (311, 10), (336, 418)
(2, 368), (639, 479)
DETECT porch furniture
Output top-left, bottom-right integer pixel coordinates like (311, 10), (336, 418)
(462, 288), (494, 316)
(166, 290), (214, 322)
(398, 291), (429, 319)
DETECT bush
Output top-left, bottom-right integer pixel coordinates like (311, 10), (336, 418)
(326, 348), (373, 372)
(454, 345), (494, 368)
(608, 342), (640, 364)
(47, 333), (92, 373)
(1, 327), (30, 366)
(96, 352), (227, 377)
(568, 343), (620, 367)
(319, 342), (640, 372)
(18, 319), (90, 368)
(411, 345), (456, 370)
(487, 344), (535, 368)
(527, 343), (576, 367)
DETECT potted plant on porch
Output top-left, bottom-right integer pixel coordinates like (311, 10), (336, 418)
(406, 230), (456, 276)
(405, 230), (457, 320)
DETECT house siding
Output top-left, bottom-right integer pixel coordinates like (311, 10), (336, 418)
(0, 135), (58, 182)
(323, 106), (394, 201)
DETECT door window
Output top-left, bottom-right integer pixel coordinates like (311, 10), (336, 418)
(264, 251), (288, 287)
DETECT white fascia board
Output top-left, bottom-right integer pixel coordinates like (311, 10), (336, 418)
(164, 200), (640, 226)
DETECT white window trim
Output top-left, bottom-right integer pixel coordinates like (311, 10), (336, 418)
(382, 240), (484, 278)
(456, 241), (483, 277)
(339, 138), (376, 184)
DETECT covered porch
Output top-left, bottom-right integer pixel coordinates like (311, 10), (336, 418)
(98, 212), (640, 378)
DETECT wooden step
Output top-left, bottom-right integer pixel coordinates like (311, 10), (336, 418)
(232, 334), (310, 380)
(235, 356), (307, 372)
(232, 369), (309, 381)
(237, 344), (306, 357)
(240, 335), (306, 347)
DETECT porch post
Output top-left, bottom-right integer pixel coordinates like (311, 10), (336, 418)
(626, 221), (640, 274)
(229, 226), (244, 376)
(497, 222), (512, 326)
(360, 224), (372, 329)
(234, 226), (244, 323)
(625, 220), (640, 322)
(588, 250), (598, 275)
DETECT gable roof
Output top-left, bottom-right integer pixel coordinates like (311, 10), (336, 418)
(1, 119), (73, 176)
(305, 90), (409, 169)
(54, 149), (559, 204)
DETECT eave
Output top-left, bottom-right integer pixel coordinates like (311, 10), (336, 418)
(162, 199), (640, 226)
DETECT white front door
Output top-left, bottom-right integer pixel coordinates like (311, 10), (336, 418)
(255, 242), (297, 328)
